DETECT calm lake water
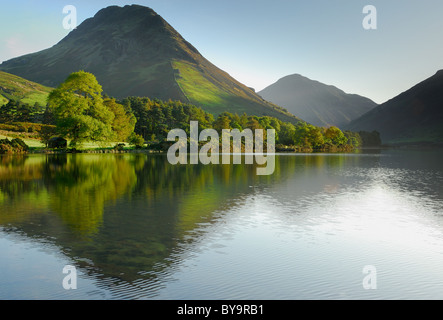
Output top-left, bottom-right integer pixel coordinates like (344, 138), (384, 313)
(1, 149), (443, 300)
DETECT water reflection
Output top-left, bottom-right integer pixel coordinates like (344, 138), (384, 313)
(0, 153), (272, 296)
(0, 150), (443, 299)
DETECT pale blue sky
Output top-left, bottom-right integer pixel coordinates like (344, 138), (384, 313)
(1, 0), (443, 104)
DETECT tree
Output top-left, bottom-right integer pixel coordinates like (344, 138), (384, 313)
(246, 117), (262, 131)
(149, 105), (168, 139)
(279, 122), (296, 145)
(172, 104), (188, 127)
(0, 100), (18, 123)
(104, 98), (136, 142)
(293, 123), (309, 146)
(344, 131), (362, 148)
(293, 123), (325, 148)
(307, 125), (325, 148)
(42, 106), (55, 125)
(47, 71), (114, 147)
(269, 118), (281, 132)
(213, 114), (231, 134)
(15, 102), (38, 122)
(324, 126), (348, 146)
(123, 97), (151, 139)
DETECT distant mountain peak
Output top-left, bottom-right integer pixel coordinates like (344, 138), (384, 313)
(61, 4), (174, 43)
(93, 4), (159, 21)
(259, 74), (377, 127)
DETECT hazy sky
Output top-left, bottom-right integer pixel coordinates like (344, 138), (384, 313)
(1, 0), (443, 104)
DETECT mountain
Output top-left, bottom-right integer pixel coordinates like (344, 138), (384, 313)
(0, 5), (299, 123)
(346, 70), (443, 145)
(0, 71), (52, 106)
(258, 74), (377, 127)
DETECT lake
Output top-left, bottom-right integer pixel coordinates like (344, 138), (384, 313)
(1, 149), (443, 300)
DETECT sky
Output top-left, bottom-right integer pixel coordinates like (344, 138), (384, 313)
(1, 0), (443, 104)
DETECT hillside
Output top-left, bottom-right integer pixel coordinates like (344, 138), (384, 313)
(0, 71), (52, 106)
(258, 74), (377, 127)
(346, 70), (443, 145)
(0, 5), (300, 123)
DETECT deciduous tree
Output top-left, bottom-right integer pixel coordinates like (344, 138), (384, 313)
(47, 71), (114, 147)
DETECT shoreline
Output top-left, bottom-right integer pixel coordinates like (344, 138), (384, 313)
(2, 141), (442, 156)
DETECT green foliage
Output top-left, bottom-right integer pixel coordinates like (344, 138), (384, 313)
(113, 143), (125, 151)
(104, 98), (136, 142)
(119, 98), (361, 152)
(279, 122), (296, 145)
(121, 97), (214, 140)
(42, 106), (55, 125)
(324, 126), (348, 146)
(344, 131), (362, 148)
(0, 100), (43, 123)
(306, 125), (325, 148)
(128, 132), (145, 148)
(47, 71), (115, 147)
(202, 112), (358, 151)
(213, 113), (232, 135)
(13, 69), (361, 152)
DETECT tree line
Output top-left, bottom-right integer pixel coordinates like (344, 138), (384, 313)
(0, 100), (47, 123)
(117, 97), (381, 151)
(0, 71), (381, 150)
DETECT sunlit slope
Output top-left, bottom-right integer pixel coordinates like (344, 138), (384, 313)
(0, 71), (52, 106)
(172, 60), (297, 120)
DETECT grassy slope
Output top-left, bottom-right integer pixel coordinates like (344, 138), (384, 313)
(0, 71), (53, 106)
(172, 60), (301, 123)
(173, 60), (228, 111)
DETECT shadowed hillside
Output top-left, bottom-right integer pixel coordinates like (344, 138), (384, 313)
(346, 70), (443, 145)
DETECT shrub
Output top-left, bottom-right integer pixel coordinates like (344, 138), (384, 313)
(48, 137), (67, 149)
(0, 143), (13, 154)
(11, 138), (29, 152)
(0, 138), (29, 154)
(114, 143), (125, 151)
(128, 132), (145, 148)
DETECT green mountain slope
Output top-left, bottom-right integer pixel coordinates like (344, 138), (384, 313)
(346, 70), (443, 145)
(0, 71), (52, 106)
(0, 5), (300, 123)
(258, 74), (377, 128)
